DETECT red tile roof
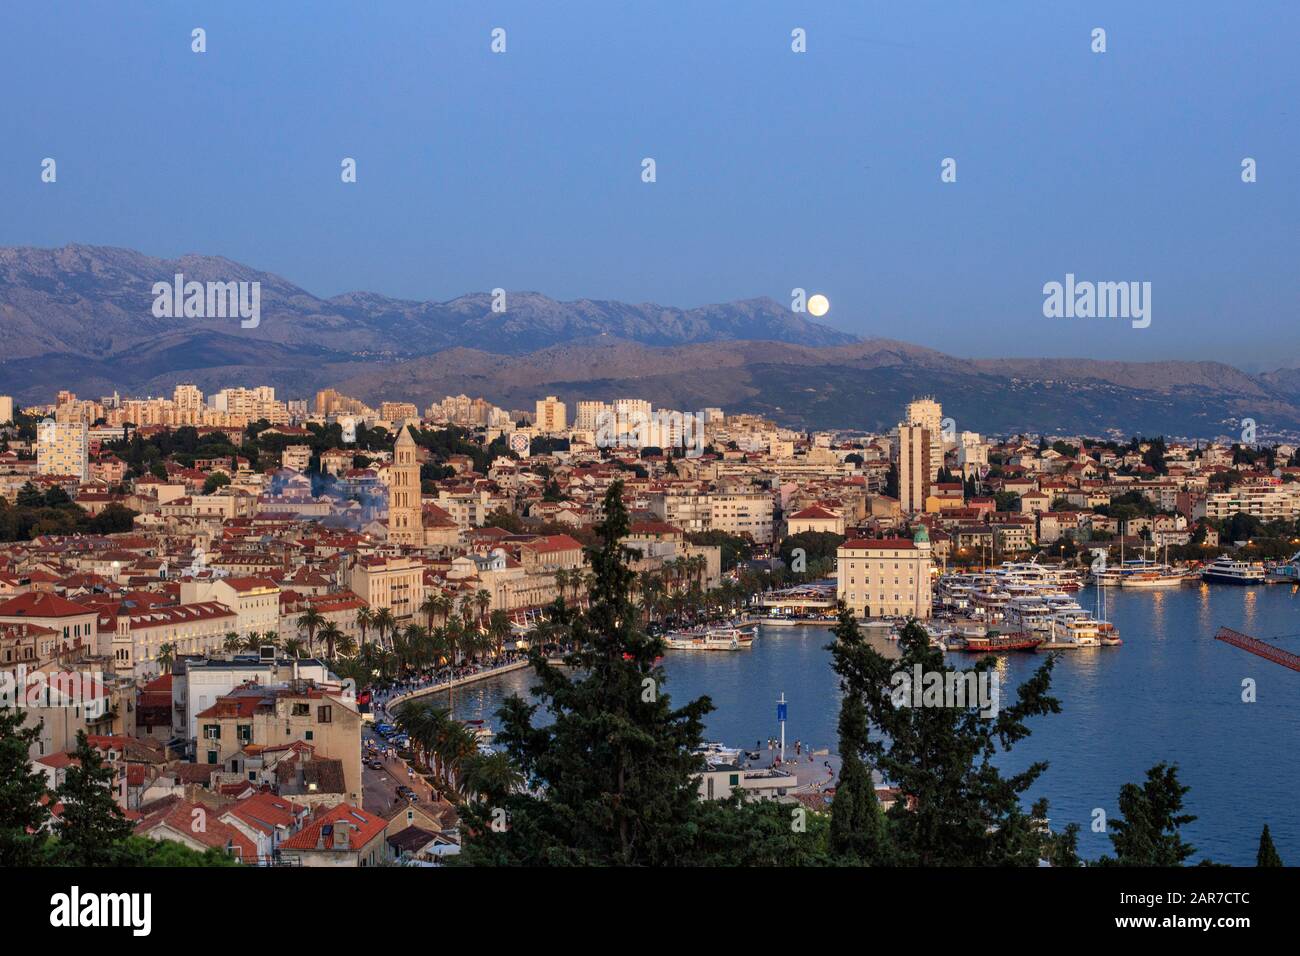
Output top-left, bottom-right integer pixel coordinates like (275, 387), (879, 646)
(281, 804), (387, 852)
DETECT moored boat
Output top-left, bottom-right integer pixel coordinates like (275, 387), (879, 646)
(1201, 556), (1266, 585)
(664, 625), (755, 651)
(947, 630), (1043, 652)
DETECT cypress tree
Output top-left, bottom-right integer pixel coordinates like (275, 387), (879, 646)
(1257, 823), (1283, 867)
(0, 706), (51, 866)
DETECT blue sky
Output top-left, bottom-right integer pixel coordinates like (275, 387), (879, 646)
(2, 1), (1296, 368)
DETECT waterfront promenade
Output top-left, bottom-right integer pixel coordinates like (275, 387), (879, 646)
(375, 656), (532, 716)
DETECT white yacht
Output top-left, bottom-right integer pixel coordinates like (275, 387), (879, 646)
(664, 625), (755, 651)
(1201, 556), (1266, 585)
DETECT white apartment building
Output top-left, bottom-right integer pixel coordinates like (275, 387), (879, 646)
(710, 492), (774, 544)
(37, 419), (89, 481)
(1206, 484), (1300, 522)
(957, 431), (988, 468)
(905, 397), (945, 481)
(535, 396), (567, 434)
(575, 400), (611, 431)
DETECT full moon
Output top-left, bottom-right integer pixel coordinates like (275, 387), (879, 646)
(807, 293), (830, 317)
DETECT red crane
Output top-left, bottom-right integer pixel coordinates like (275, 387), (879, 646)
(1214, 627), (1300, 673)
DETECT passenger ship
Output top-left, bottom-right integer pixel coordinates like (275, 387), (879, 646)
(1201, 556), (1266, 585)
(664, 625), (755, 651)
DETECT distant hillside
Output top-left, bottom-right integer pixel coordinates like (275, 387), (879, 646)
(1, 243), (1298, 438)
(0, 242), (853, 368)
(334, 339), (1292, 437)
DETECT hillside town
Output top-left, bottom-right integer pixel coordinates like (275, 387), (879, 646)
(2, 384), (1299, 866)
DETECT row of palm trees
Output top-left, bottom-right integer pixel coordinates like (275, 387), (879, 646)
(392, 700), (522, 803)
(160, 559), (768, 677)
(632, 553), (732, 625)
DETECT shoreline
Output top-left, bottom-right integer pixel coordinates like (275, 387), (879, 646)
(386, 658), (532, 711)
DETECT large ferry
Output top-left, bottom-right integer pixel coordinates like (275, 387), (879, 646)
(1201, 556), (1266, 585)
(664, 625), (755, 651)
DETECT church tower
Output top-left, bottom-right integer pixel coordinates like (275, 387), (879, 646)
(387, 426), (423, 545)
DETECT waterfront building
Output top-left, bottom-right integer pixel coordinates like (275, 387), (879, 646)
(836, 528), (933, 619)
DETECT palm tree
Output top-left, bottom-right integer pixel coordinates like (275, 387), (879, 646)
(373, 607), (396, 651)
(297, 607), (325, 655)
(222, 632), (243, 654)
(487, 609), (511, 659)
(474, 588), (492, 623)
(432, 591), (453, 629)
(355, 606), (374, 649)
(242, 631), (264, 652)
(335, 633), (358, 658)
(156, 642), (177, 674)
(262, 630), (280, 649)
(460, 750), (523, 804)
(282, 636), (306, 658)
(404, 624), (431, 671)
(317, 621), (343, 660)
(419, 592), (442, 633)
(435, 721), (481, 797)
(429, 626), (453, 669)
(554, 568), (570, 604)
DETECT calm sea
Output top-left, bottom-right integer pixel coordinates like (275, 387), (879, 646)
(434, 583), (1300, 865)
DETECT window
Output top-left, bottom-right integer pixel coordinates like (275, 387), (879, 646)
(206, 750), (218, 764)
(317, 705), (332, 724)
(292, 703), (310, 717)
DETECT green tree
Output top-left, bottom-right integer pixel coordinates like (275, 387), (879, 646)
(826, 604), (891, 864)
(849, 616), (1060, 866)
(0, 707), (51, 866)
(1101, 763), (1197, 866)
(203, 472), (231, 494)
(458, 480), (713, 866)
(1256, 823), (1283, 867)
(52, 732), (135, 866)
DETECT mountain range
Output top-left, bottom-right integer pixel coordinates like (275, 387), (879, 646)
(1, 243), (1297, 438)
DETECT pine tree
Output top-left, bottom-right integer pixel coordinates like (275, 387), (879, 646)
(847, 616), (1061, 865)
(1102, 762), (1197, 866)
(0, 707), (51, 866)
(1256, 823), (1283, 867)
(52, 731), (135, 866)
(826, 604), (891, 863)
(459, 480), (714, 866)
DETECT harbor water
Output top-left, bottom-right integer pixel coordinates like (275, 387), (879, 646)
(433, 583), (1300, 865)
